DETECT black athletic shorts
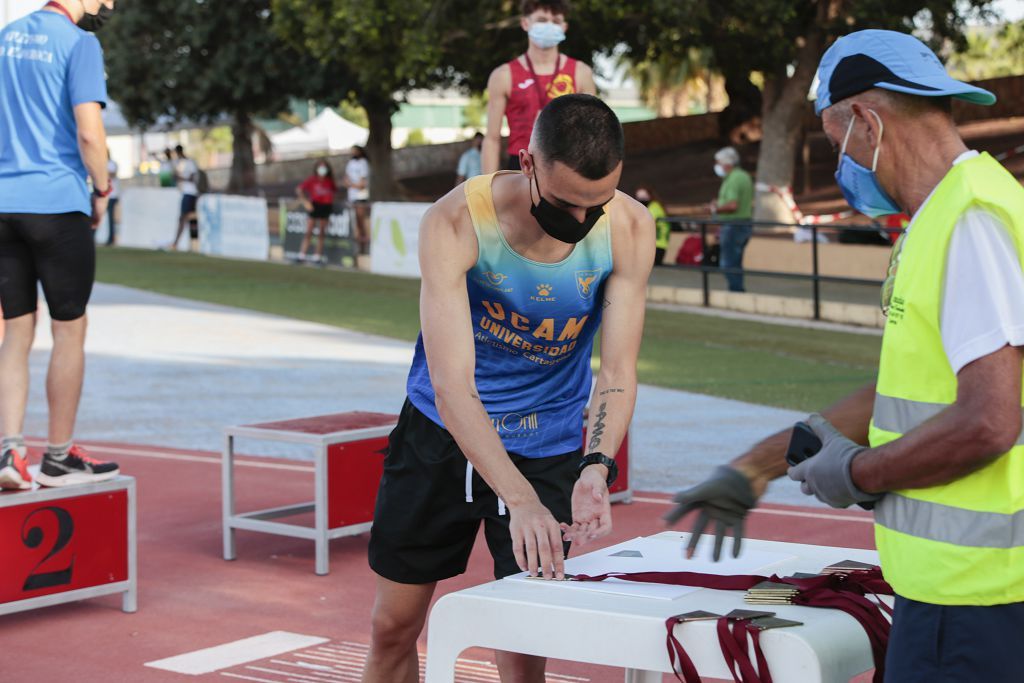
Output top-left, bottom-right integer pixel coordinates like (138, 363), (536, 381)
(180, 193), (198, 218)
(0, 212), (95, 321)
(369, 399), (580, 584)
(309, 202), (333, 219)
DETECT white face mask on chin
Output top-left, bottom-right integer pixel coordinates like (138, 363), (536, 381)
(714, 163), (727, 178)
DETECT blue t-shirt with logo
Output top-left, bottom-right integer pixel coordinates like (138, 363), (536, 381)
(0, 10), (108, 215)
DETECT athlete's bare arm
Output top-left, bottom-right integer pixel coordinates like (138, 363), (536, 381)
(483, 64), (511, 175)
(575, 62), (597, 96)
(418, 190), (568, 579)
(564, 195), (655, 544)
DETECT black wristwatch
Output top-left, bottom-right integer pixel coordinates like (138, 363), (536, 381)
(578, 452), (618, 486)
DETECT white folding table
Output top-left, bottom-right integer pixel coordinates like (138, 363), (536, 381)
(425, 532), (884, 683)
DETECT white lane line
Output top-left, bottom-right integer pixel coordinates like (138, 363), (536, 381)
(221, 672), (282, 683)
(294, 642), (588, 683)
(631, 495), (874, 523)
(25, 439), (315, 473)
(145, 631), (329, 675)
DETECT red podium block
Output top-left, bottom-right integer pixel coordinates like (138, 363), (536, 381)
(0, 476), (137, 616)
(223, 412), (396, 575)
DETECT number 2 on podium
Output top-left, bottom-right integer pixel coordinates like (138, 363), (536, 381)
(20, 506), (75, 591)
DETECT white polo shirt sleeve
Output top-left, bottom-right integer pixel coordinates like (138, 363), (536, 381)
(940, 207), (1024, 374)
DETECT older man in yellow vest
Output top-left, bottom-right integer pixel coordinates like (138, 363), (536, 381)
(666, 30), (1024, 681)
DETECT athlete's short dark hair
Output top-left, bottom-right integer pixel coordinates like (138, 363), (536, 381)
(533, 94), (624, 180)
(520, 0), (570, 18)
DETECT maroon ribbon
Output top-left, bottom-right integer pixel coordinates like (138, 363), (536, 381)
(577, 568), (893, 683)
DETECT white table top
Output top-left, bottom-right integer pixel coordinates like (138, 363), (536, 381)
(428, 532), (884, 682)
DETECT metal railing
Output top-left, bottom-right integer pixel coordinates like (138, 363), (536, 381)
(662, 217), (899, 320)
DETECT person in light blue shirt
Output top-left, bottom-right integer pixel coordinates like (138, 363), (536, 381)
(455, 132), (484, 186)
(0, 0), (120, 493)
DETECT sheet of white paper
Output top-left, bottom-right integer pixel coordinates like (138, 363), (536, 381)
(505, 536), (795, 600)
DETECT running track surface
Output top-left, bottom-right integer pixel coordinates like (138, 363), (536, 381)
(0, 440), (876, 683)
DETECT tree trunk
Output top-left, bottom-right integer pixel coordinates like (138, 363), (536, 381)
(362, 97), (399, 201)
(752, 0), (844, 222)
(228, 112), (256, 194)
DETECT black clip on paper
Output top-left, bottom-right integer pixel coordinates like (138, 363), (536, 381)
(785, 422), (874, 511)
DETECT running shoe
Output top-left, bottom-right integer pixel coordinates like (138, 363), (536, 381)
(35, 445), (119, 487)
(0, 447), (32, 490)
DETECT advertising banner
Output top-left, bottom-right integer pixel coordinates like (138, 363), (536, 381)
(119, 188), (183, 250)
(197, 194), (269, 261)
(369, 202), (430, 278)
(279, 200), (358, 267)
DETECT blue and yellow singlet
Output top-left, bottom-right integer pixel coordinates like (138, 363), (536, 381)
(407, 172), (614, 457)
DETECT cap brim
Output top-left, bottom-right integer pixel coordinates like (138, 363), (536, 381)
(874, 74), (996, 105)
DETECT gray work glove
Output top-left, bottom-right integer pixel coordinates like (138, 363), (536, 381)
(787, 414), (882, 509)
(665, 465), (757, 561)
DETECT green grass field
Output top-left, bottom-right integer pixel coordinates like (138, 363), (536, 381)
(96, 249), (881, 412)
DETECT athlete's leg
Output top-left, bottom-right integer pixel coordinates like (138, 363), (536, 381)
(362, 576), (437, 683)
(299, 215), (314, 257)
(47, 315), (87, 445)
(0, 313), (36, 438)
(495, 651), (547, 683)
(0, 214), (42, 438)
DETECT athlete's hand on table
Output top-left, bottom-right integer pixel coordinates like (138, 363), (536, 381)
(509, 496), (566, 580)
(561, 465), (612, 547)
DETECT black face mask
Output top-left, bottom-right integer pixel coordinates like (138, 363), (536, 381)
(529, 159), (607, 245)
(77, 2), (113, 32)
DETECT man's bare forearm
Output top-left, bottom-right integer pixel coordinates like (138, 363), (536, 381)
(79, 137), (109, 191)
(583, 373), (636, 479)
(732, 383), (876, 495)
(852, 403), (1013, 493)
(435, 389), (537, 506)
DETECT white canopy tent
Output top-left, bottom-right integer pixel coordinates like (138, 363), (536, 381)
(270, 108), (368, 159)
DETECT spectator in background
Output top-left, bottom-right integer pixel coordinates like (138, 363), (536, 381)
(482, 0), (596, 174)
(636, 187), (669, 266)
(709, 146), (754, 292)
(106, 149), (118, 246)
(343, 146), (370, 255)
(158, 148), (176, 187)
(171, 144), (199, 251)
(455, 132), (484, 186)
(296, 159), (337, 264)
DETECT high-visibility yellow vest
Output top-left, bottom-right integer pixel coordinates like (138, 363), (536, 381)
(869, 152), (1024, 606)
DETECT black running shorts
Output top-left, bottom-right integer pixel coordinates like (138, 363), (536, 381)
(0, 212), (95, 321)
(309, 202), (333, 219)
(369, 399), (580, 584)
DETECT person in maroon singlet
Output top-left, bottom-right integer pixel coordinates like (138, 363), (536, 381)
(482, 0), (596, 175)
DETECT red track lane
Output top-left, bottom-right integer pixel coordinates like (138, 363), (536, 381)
(0, 441), (877, 683)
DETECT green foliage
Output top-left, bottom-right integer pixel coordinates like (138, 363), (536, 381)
(404, 129), (428, 147)
(103, 1), (328, 128)
(946, 21), (1024, 80)
(337, 99), (370, 128)
(461, 93), (487, 130)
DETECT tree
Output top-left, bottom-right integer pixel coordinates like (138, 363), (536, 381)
(103, 1), (351, 192)
(271, 0), (654, 198)
(590, 0), (996, 221)
(946, 20), (1024, 80)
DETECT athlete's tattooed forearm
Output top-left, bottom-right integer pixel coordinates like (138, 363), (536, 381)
(599, 387), (625, 396)
(588, 402), (608, 452)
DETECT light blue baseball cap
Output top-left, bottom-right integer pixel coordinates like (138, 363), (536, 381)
(815, 29), (996, 115)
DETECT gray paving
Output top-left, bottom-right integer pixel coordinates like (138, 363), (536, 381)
(20, 284), (816, 506)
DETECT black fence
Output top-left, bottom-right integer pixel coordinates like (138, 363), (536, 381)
(662, 217), (899, 320)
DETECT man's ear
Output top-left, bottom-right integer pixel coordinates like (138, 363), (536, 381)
(850, 102), (881, 149)
(520, 150), (533, 176)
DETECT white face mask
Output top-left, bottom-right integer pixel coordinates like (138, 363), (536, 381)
(316, 166), (328, 177)
(527, 21), (566, 49)
(714, 163), (727, 178)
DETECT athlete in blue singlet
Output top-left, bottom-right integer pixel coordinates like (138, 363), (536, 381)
(364, 95), (655, 683)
